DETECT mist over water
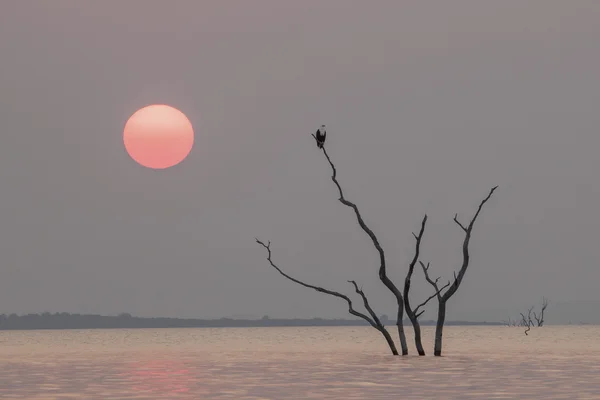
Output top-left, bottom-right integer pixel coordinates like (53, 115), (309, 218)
(1, 326), (599, 399)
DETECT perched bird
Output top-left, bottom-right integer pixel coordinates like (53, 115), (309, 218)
(315, 125), (326, 148)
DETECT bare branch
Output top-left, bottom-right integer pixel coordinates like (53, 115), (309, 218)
(403, 215), (428, 355)
(348, 280), (384, 329)
(256, 238), (399, 355)
(441, 186), (498, 302)
(404, 215), (428, 315)
(413, 281), (451, 317)
(453, 214), (468, 232)
(520, 306), (534, 335)
(420, 261), (442, 300)
(421, 186), (498, 356)
(537, 297), (548, 327)
(320, 146), (400, 297)
(256, 239), (376, 328)
(316, 145), (409, 355)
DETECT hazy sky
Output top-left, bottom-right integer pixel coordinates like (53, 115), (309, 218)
(1, 1), (600, 323)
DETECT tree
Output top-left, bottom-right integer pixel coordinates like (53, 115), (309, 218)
(256, 133), (496, 356)
(520, 306), (534, 336)
(420, 186), (498, 356)
(512, 297), (549, 335)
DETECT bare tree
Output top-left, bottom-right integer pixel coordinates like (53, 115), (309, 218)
(512, 297), (548, 335)
(403, 215), (450, 356)
(311, 134), (409, 355)
(520, 306), (534, 335)
(420, 186), (498, 356)
(533, 297), (548, 327)
(501, 317), (519, 327)
(255, 239), (399, 355)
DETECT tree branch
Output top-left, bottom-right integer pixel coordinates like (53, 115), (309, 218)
(255, 239), (379, 329)
(404, 215), (428, 318)
(520, 306), (534, 335)
(535, 297), (548, 327)
(319, 146), (399, 295)
(441, 186), (498, 301)
(348, 280), (385, 329)
(453, 214), (468, 232)
(256, 238), (399, 355)
(413, 281), (451, 317)
(315, 144), (408, 354)
(419, 261), (443, 301)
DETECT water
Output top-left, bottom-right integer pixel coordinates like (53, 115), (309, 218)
(1, 326), (599, 399)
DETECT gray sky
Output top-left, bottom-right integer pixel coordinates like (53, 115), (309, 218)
(1, 1), (600, 323)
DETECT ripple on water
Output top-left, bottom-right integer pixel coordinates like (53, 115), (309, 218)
(0, 326), (600, 399)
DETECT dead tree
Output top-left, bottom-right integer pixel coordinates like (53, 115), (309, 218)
(501, 317), (519, 327)
(255, 239), (399, 355)
(403, 215), (450, 355)
(513, 297), (548, 335)
(533, 297), (548, 327)
(311, 134), (410, 355)
(420, 186), (498, 356)
(520, 306), (534, 335)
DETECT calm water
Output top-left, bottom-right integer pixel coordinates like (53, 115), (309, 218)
(1, 326), (599, 399)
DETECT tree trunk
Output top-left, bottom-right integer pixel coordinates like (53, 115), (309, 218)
(380, 327), (399, 355)
(407, 315), (426, 356)
(434, 300), (446, 356)
(396, 308), (409, 355)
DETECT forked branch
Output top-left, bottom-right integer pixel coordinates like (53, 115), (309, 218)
(420, 186), (498, 356)
(443, 186), (498, 301)
(348, 280), (385, 330)
(255, 238), (399, 355)
(520, 306), (534, 335)
(413, 282), (451, 317)
(533, 297), (548, 327)
(420, 261), (445, 299)
(403, 215), (448, 355)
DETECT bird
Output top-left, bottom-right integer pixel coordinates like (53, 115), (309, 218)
(315, 125), (326, 148)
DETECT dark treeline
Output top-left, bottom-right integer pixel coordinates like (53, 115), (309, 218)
(0, 312), (502, 331)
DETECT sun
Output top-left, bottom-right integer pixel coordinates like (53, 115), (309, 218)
(123, 104), (194, 169)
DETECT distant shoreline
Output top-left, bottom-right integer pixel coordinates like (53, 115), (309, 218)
(0, 313), (503, 330)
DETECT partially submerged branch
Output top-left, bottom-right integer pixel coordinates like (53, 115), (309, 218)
(404, 215), (448, 355)
(314, 143), (409, 355)
(533, 297), (548, 327)
(255, 238), (399, 355)
(512, 297), (549, 335)
(520, 306), (534, 336)
(421, 186), (498, 356)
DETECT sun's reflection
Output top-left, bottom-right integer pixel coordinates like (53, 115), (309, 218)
(120, 358), (206, 396)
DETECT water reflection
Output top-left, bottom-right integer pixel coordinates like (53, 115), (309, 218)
(1, 326), (600, 399)
(122, 359), (195, 395)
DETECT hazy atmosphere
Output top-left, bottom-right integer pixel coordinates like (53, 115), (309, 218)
(2, 1), (600, 323)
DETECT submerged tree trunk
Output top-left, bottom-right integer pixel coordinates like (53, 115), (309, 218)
(407, 313), (425, 356)
(396, 307), (409, 356)
(421, 187), (498, 357)
(434, 300), (447, 356)
(403, 215), (448, 356)
(380, 326), (399, 356)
